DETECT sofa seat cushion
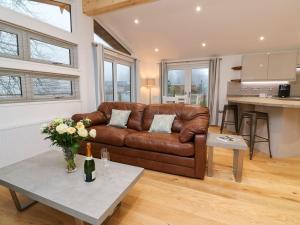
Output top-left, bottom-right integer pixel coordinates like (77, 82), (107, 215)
(125, 132), (194, 157)
(91, 125), (137, 147)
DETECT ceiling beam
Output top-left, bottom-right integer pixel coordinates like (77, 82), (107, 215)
(83, 0), (157, 16)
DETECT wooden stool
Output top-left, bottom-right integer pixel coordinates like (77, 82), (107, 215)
(220, 104), (239, 134)
(206, 133), (248, 182)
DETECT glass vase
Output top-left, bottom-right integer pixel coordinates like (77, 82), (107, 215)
(63, 147), (77, 173)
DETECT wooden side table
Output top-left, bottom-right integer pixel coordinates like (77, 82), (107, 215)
(206, 133), (248, 182)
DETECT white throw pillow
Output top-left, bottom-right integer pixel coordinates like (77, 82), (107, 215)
(149, 114), (176, 133)
(108, 109), (131, 128)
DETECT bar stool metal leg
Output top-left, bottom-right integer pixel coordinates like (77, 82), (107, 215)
(250, 115), (257, 160)
(266, 115), (272, 158)
(220, 107), (226, 134)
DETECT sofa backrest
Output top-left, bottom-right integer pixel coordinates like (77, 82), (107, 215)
(98, 102), (146, 131)
(142, 104), (209, 132)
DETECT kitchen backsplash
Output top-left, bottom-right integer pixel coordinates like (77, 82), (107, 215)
(228, 73), (300, 97)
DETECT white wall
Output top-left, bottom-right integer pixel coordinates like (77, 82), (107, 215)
(217, 55), (242, 125)
(0, 0), (96, 168)
(138, 60), (160, 104)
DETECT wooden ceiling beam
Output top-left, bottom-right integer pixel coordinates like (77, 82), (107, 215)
(83, 0), (157, 16)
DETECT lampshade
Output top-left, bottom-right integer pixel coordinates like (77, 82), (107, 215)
(145, 78), (155, 87)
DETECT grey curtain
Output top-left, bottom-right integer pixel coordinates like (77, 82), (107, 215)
(159, 60), (167, 103)
(209, 58), (221, 125)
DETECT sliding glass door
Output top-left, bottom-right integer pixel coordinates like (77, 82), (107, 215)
(166, 63), (209, 106)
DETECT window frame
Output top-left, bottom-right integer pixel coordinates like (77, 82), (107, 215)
(0, 69), (79, 104)
(103, 49), (135, 102)
(0, 20), (77, 68)
(0, 22), (24, 60)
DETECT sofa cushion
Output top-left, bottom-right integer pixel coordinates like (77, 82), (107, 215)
(142, 104), (209, 132)
(91, 125), (136, 147)
(125, 132), (194, 157)
(98, 102), (146, 131)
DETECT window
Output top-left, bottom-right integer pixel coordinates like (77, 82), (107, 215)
(0, 0), (72, 32)
(116, 64), (131, 102)
(32, 77), (73, 98)
(0, 75), (22, 98)
(103, 61), (113, 101)
(30, 39), (71, 65)
(165, 62), (210, 106)
(102, 49), (136, 102)
(0, 30), (18, 56)
(0, 69), (79, 103)
(167, 70), (185, 97)
(0, 21), (77, 67)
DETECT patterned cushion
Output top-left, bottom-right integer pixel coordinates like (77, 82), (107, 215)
(149, 114), (176, 133)
(108, 109), (131, 128)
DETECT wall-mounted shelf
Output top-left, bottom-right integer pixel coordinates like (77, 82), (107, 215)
(232, 66), (242, 71)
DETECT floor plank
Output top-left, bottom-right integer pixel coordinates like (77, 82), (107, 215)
(0, 127), (299, 225)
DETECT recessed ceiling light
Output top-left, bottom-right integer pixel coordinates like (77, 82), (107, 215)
(259, 36), (265, 41)
(134, 19), (139, 24)
(154, 48), (159, 52)
(202, 43), (206, 47)
(196, 6), (201, 12)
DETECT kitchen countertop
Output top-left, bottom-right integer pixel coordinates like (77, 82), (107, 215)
(227, 96), (300, 108)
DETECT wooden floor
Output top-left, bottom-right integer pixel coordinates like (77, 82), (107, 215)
(0, 128), (300, 225)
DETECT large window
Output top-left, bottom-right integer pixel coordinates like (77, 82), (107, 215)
(0, 0), (72, 32)
(0, 70), (79, 103)
(165, 62), (209, 106)
(102, 50), (135, 102)
(0, 21), (77, 67)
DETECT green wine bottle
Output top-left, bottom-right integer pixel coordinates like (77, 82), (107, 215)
(84, 143), (96, 182)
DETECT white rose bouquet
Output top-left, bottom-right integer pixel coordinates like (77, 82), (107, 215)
(41, 118), (96, 172)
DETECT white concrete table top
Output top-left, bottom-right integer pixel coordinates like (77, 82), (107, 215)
(207, 133), (248, 150)
(0, 151), (144, 225)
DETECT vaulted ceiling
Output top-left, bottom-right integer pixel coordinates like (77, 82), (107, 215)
(96, 0), (300, 61)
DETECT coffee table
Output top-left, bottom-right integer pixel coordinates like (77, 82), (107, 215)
(0, 151), (144, 225)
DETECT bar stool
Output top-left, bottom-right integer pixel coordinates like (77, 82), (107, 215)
(238, 111), (272, 160)
(220, 104), (239, 134)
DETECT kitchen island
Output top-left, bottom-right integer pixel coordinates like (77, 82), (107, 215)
(228, 96), (300, 157)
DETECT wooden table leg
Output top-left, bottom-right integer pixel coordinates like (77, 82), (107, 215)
(233, 149), (244, 182)
(207, 147), (214, 177)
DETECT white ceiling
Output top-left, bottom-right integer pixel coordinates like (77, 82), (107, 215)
(97, 0), (300, 61)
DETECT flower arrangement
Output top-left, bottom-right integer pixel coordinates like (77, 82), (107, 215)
(41, 118), (96, 172)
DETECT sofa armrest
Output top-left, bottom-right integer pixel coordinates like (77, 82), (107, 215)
(72, 111), (107, 126)
(179, 117), (209, 143)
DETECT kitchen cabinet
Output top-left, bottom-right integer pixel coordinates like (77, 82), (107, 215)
(268, 52), (297, 81)
(241, 54), (268, 81)
(241, 51), (297, 81)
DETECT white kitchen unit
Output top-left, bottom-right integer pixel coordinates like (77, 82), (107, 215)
(268, 52), (297, 81)
(241, 53), (268, 81)
(242, 51), (298, 81)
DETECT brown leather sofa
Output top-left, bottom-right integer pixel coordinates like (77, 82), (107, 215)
(72, 102), (209, 179)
